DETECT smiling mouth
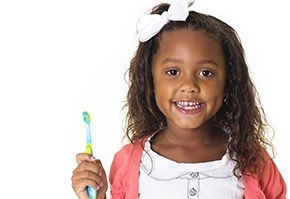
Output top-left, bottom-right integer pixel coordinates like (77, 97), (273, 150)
(173, 101), (204, 114)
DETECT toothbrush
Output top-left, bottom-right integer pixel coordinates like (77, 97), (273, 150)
(82, 111), (97, 199)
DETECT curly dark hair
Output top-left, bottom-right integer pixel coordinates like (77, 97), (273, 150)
(124, 3), (273, 177)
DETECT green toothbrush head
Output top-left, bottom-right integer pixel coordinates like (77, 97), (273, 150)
(82, 111), (91, 124)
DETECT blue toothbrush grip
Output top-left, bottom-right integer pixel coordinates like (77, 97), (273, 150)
(87, 186), (96, 199)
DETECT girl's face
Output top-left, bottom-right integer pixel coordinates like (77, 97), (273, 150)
(152, 29), (226, 131)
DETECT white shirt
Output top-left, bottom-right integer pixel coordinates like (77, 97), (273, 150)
(139, 136), (244, 199)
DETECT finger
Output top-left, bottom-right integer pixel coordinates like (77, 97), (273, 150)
(94, 159), (106, 176)
(76, 153), (96, 164)
(72, 170), (104, 187)
(72, 187), (90, 199)
(73, 160), (103, 175)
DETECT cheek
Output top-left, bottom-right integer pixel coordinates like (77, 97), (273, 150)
(154, 79), (176, 99)
(153, 79), (175, 111)
(203, 82), (225, 106)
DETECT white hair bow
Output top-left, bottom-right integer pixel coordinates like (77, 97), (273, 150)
(137, 0), (194, 42)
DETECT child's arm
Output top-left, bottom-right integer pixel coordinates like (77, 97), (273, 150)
(259, 154), (287, 198)
(109, 143), (142, 199)
(72, 153), (108, 199)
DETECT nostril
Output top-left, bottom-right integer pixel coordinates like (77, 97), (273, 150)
(181, 86), (199, 93)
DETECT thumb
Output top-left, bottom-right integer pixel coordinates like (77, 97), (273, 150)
(76, 153), (96, 165)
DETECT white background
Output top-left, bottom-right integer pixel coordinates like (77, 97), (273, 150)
(0, 0), (289, 198)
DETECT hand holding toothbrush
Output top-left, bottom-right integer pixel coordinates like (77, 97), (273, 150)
(72, 112), (108, 199)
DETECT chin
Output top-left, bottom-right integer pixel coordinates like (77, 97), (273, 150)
(175, 122), (202, 130)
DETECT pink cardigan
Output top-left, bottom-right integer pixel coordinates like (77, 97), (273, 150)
(109, 141), (286, 199)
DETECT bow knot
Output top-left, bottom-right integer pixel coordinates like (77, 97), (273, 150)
(137, 0), (194, 42)
(161, 11), (170, 23)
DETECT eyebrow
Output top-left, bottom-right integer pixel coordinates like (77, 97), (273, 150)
(197, 59), (219, 67)
(162, 58), (183, 64)
(162, 58), (219, 67)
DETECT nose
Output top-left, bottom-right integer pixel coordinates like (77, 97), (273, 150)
(180, 76), (200, 93)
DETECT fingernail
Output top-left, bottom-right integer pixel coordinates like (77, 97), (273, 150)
(99, 171), (102, 176)
(96, 186), (100, 190)
(90, 156), (96, 161)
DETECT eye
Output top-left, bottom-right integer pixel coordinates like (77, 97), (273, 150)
(198, 70), (213, 77)
(166, 69), (180, 76)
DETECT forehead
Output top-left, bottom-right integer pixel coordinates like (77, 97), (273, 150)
(153, 29), (225, 65)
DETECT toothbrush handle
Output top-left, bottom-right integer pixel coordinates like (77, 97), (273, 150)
(86, 144), (97, 199)
(87, 186), (97, 199)
(86, 144), (93, 154)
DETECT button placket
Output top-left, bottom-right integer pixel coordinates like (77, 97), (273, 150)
(187, 172), (199, 198)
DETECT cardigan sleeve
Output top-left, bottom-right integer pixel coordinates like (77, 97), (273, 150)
(109, 141), (144, 199)
(109, 144), (132, 199)
(259, 153), (287, 198)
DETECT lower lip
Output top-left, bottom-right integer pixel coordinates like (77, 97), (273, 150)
(174, 103), (205, 115)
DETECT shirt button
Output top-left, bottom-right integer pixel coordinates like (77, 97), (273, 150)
(189, 187), (197, 196)
(190, 172), (199, 178)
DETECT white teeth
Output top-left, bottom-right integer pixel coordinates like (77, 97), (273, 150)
(175, 101), (201, 110)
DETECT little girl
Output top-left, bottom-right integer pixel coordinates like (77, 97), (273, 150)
(72, 1), (287, 198)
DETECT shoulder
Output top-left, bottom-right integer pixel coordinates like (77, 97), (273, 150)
(113, 140), (144, 161)
(110, 143), (136, 172)
(112, 134), (152, 161)
(114, 143), (136, 159)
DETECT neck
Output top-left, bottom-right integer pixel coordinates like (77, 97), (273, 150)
(158, 120), (223, 147)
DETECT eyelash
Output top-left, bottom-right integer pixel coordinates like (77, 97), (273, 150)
(166, 69), (180, 76)
(198, 70), (213, 77)
(165, 69), (214, 77)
